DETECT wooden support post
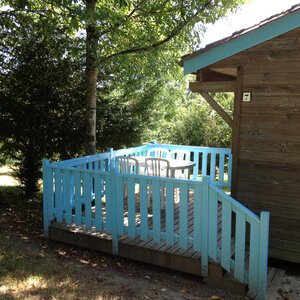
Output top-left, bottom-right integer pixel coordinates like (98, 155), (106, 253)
(200, 92), (233, 128)
(231, 66), (243, 198)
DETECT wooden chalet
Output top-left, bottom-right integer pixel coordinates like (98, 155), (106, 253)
(181, 4), (300, 264)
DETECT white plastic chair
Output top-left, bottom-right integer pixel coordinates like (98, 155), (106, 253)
(145, 157), (170, 178)
(115, 156), (139, 175)
(170, 150), (191, 201)
(115, 156), (139, 199)
(145, 158), (170, 209)
(147, 148), (170, 159)
(169, 149), (191, 179)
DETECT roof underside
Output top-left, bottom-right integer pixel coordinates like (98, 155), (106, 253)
(182, 4), (300, 75)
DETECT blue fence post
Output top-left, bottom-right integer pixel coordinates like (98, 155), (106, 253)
(257, 211), (270, 300)
(109, 148), (119, 255)
(42, 159), (51, 237)
(201, 176), (210, 276)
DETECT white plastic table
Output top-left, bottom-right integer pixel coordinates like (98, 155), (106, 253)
(130, 156), (195, 178)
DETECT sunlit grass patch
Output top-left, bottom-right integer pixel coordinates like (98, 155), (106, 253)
(0, 234), (111, 300)
(0, 166), (19, 186)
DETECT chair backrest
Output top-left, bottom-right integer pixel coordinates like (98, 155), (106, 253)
(169, 150), (191, 179)
(145, 158), (170, 177)
(115, 156), (139, 175)
(147, 148), (170, 159)
(169, 149), (190, 161)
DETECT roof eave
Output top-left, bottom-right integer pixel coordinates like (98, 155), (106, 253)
(183, 8), (300, 75)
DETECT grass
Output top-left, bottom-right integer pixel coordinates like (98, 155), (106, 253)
(0, 233), (117, 300)
(2, 175), (107, 299)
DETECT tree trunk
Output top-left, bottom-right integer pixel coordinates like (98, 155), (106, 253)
(85, 0), (98, 155)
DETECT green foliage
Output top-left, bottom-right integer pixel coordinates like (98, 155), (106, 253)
(0, 0), (244, 196)
(0, 19), (86, 197)
(96, 49), (187, 150)
(163, 93), (233, 148)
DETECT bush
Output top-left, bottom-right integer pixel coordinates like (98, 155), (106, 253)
(163, 93), (233, 148)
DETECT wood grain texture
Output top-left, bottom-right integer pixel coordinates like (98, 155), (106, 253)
(225, 28), (300, 263)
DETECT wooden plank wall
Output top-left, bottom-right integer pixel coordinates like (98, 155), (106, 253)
(212, 28), (300, 263)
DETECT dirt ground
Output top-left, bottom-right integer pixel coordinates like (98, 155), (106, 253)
(0, 169), (300, 299)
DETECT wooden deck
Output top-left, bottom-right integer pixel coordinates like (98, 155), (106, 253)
(49, 191), (282, 297)
(49, 220), (284, 299)
(48, 189), (286, 300)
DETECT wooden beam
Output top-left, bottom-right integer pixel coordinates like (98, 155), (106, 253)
(198, 69), (236, 81)
(210, 67), (237, 77)
(199, 92), (233, 128)
(189, 81), (235, 92)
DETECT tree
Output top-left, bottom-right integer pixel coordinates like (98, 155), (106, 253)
(1, 0), (245, 154)
(0, 20), (86, 197)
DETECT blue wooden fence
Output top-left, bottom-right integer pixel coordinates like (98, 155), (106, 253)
(43, 143), (269, 300)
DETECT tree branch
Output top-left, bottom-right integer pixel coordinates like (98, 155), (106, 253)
(98, 0), (153, 37)
(103, 0), (212, 61)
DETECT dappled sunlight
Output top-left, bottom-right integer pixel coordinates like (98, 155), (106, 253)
(0, 233), (131, 299)
(0, 166), (19, 186)
(0, 275), (48, 295)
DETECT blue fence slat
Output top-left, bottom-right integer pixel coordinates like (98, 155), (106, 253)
(166, 181), (174, 246)
(48, 168), (55, 220)
(116, 176), (124, 235)
(193, 151), (199, 180)
(152, 180), (161, 244)
(55, 169), (62, 222)
(95, 175), (102, 231)
(74, 171), (81, 225)
(140, 178), (148, 240)
(179, 183), (188, 249)
(83, 172), (92, 229)
(127, 177), (136, 238)
(63, 170), (72, 224)
(249, 220), (260, 294)
(201, 177), (209, 276)
(193, 183), (202, 252)
(208, 188), (218, 261)
(221, 200), (232, 272)
(219, 153), (225, 185)
(105, 174), (112, 232)
(234, 211), (246, 282)
(257, 212), (270, 300)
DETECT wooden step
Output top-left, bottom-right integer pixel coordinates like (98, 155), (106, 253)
(266, 268), (285, 300)
(246, 267), (285, 299)
(204, 262), (248, 295)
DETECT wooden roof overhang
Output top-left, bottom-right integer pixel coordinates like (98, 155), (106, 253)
(180, 4), (300, 128)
